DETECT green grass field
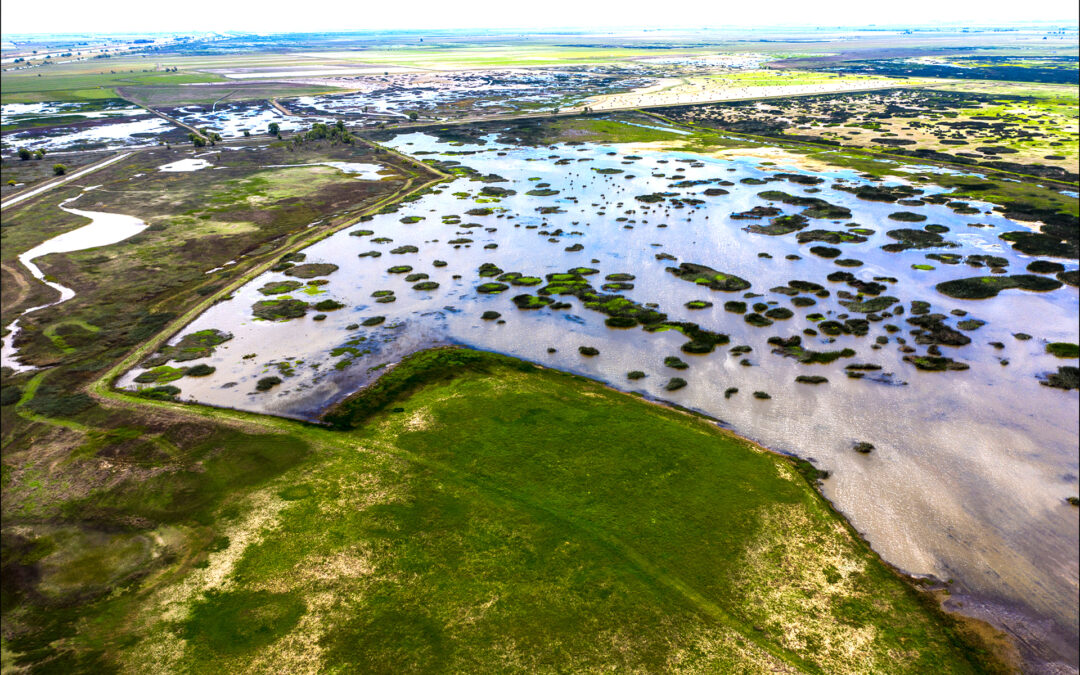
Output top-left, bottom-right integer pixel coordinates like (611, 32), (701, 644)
(3, 348), (1009, 672)
(1, 64), (225, 103)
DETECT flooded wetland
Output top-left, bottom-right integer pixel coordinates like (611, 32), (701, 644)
(3, 26), (1079, 674)
(113, 120), (1079, 656)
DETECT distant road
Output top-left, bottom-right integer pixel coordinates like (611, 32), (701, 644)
(0, 152), (132, 211)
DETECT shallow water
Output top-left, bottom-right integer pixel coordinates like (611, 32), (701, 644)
(168, 102), (333, 138)
(158, 158), (212, 172)
(1, 116), (177, 152)
(1, 194), (147, 372)
(119, 131), (1079, 660)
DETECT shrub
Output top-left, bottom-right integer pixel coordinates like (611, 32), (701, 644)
(256, 377), (282, 392)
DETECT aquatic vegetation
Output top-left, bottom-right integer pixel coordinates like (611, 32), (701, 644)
(724, 301), (747, 313)
(413, 281), (440, 291)
(143, 328), (233, 366)
(1041, 366), (1080, 390)
(756, 191), (851, 219)
(578, 346), (599, 356)
(258, 281), (304, 296)
(478, 262), (504, 277)
(999, 231), (1078, 259)
(313, 299), (345, 311)
(134, 365), (188, 384)
(1047, 342), (1080, 358)
(255, 376), (282, 391)
(906, 314), (971, 347)
(1027, 260), (1066, 274)
(841, 296), (899, 313)
(476, 282), (509, 294)
(746, 214), (809, 236)
(387, 265), (413, 274)
(252, 298), (309, 321)
(627, 371), (646, 380)
(390, 245), (419, 254)
(282, 263), (339, 279)
(796, 375), (829, 384)
(753, 391), (772, 399)
(361, 316), (386, 326)
(888, 211), (928, 223)
(853, 442), (875, 453)
(769, 336), (856, 364)
(664, 356), (689, 370)
(685, 300), (713, 310)
(809, 246), (841, 258)
(936, 274), (1064, 299)
(512, 294), (554, 309)
(745, 313), (772, 327)
(883, 229), (959, 252)
(666, 262), (751, 291)
(903, 355), (970, 371)
(797, 229), (868, 244)
(664, 377), (687, 391)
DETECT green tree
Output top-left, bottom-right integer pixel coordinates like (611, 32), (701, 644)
(407, 111), (419, 121)
(268, 122), (280, 136)
(17, 147), (31, 160)
(53, 164), (66, 176)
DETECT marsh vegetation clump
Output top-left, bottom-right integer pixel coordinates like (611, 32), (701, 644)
(768, 336), (856, 364)
(258, 281), (304, 296)
(746, 214), (809, 236)
(903, 355), (970, 371)
(1040, 366), (1079, 390)
(666, 263), (751, 292)
(1047, 342), (1080, 358)
(255, 376), (282, 392)
(664, 356), (689, 370)
(883, 229), (958, 252)
(665, 377), (687, 391)
(578, 346), (599, 357)
(282, 263), (339, 279)
(853, 441), (875, 453)
(477, 282), (510, 294)
(144, 328), (233, 366)
(888, 211), (928, 223)
(936, 275), (1063, 299)
(251, 297), (309, 321)
(796, 375), (829, 385)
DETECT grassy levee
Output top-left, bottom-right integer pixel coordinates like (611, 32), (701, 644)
(71, 347), (1008, 673)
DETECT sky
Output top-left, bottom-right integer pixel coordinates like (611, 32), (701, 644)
(2, 0), (1078, 35)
